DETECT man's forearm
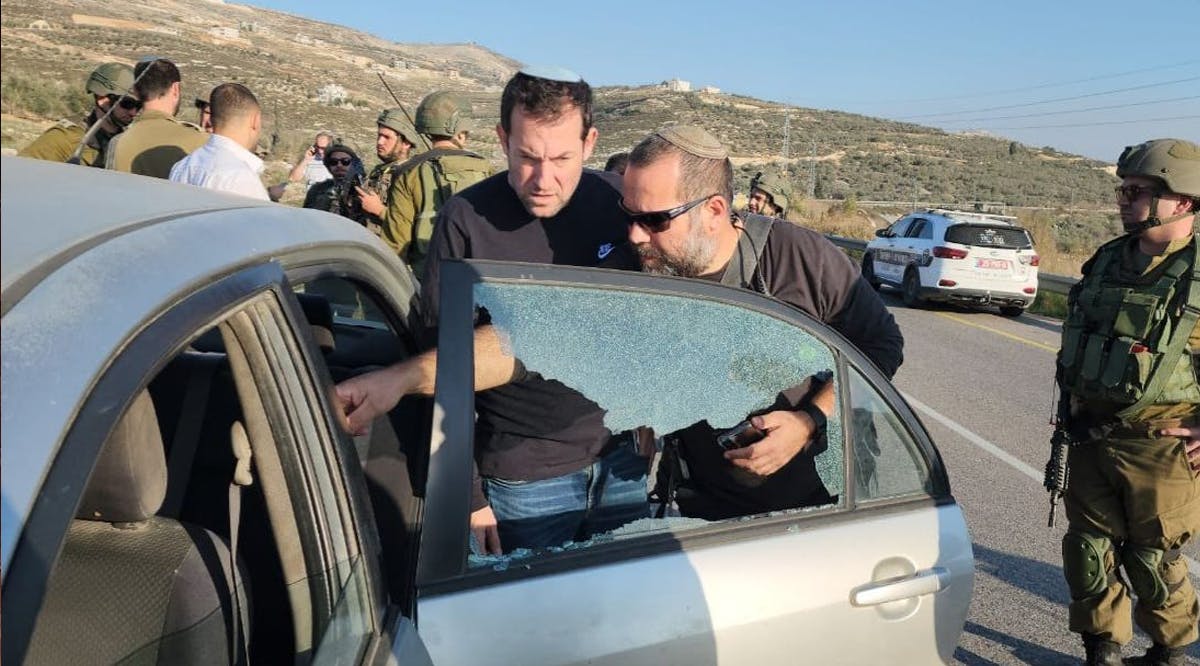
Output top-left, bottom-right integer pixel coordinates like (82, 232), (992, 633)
(402, 324), (521, 396)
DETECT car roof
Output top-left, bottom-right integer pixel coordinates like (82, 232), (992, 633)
(1, 156), (277, 313)
(912, 208), (1020, 227)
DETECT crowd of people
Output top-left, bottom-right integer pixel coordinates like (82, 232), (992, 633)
(16, 55), (1200, 666)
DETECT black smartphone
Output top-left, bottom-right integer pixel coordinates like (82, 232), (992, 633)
(715, 419), (765, 451)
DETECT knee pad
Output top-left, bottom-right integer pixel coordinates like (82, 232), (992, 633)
(1062, 530), (1113, 601)
(1119, 544), (1173, 609)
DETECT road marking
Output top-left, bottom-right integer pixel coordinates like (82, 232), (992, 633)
(901, 391), (1200, 579)
(934, 312), (1060, 353)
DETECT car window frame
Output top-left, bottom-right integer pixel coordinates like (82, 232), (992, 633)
(1, 263), (288, 665)
(417, 258), (953, 594)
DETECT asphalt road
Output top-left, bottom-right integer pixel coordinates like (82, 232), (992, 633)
(878, 291), (1200, 665)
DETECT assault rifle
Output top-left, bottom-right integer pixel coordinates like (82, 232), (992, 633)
(1044, 384), (1073, 527)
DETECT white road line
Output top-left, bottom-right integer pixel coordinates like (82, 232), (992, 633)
(901, 391), (1200, 579)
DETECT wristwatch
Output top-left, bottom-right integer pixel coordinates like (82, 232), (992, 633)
(799, 402), (828, 434)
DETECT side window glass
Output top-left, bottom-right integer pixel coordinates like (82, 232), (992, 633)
(890, 219), (912, 237)
(301, 276), (391, 327)
(905, 220), (926, 239)
(846, 366), (931, 501)
(919, 223), (935, 240)
(466, 282), (845, 569)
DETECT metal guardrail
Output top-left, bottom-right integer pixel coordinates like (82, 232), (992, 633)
(826, 235), (1078, 295)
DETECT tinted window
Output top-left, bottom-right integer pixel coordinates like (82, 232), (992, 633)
(904, 219), (929, 239)
(846, 367), (931, 500)
(945, 224), (1032, 249)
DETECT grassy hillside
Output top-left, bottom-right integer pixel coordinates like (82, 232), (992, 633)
(1, 0), (1122, 261)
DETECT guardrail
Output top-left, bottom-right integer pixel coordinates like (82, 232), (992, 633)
(826, 235), (1078, 295)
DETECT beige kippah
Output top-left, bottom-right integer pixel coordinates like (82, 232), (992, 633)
(655, 124), (727, 159)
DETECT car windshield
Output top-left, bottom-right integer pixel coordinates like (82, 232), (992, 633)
(945, 223), (1032, 250)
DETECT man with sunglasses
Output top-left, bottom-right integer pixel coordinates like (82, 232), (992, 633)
(19, 62), (139, 167)
(1052, 138), (1200, 666)
(303, 143), (366, 219)
(194, 92), (214, 132)
(621, 125), (902, 479)
(336, 67), (642, 556)
(106, 58), (207, 179)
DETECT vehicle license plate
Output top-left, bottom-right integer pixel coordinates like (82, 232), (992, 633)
(977, 258), (1009, 269)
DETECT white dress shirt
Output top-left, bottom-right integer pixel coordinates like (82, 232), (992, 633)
(169, 133), (270, 201)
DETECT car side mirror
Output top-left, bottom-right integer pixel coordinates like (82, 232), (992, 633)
(875, 229), (892, 238)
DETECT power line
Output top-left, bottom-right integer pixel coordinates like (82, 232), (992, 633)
(978, 114), (1200, 131)
(872, 59), (1200, 104)
(936, 95), (1200, 124)
(898, 76), (1200, 120)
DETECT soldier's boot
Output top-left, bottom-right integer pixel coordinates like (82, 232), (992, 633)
(1083, 634), (1124, 666)
(1122, 643), (1189, 666)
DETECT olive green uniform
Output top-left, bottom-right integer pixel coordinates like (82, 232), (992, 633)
(19, 120), (93, 165)
(1059, 233), (1200, 649)
(380, 148), (491, 273)
(106, 109), (207, 179)
(359, 160), (404, 237)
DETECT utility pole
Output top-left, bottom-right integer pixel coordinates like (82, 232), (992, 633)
(781, 110), (791, 177)
(807, 138), (816, 199)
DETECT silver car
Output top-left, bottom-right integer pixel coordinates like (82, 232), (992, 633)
(1, 157), (974, 665)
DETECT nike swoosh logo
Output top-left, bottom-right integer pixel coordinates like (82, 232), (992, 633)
(598, 243), (614, 259)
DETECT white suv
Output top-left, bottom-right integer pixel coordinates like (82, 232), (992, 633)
(862, 208), (1039, 317)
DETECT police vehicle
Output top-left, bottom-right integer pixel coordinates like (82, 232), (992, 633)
(862, 208), (1040, 316)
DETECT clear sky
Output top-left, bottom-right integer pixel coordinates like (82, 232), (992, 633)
(249, 0), (1198, 161)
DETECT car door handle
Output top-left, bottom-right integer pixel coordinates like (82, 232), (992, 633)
(851, 567), (949, 607)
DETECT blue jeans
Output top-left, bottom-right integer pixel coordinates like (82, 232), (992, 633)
(483, 444), (650, 552)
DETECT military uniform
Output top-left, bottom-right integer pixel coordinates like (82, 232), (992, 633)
(1057, 138), (1200, 665)
(106, 109), (207, 179)
(381, 148), (491, 272)
(19, 119), (95, 165)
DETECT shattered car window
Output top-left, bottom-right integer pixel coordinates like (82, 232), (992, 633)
(469, 282), (844, 564)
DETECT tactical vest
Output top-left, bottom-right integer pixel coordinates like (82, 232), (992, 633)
(1058, 234), (1200, 420)
(401, 148), (490, 268)
(360, 161), (402, 236)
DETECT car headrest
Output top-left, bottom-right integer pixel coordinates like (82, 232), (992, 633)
(76, 390), (167, 523)
(295, 293), (335, 353)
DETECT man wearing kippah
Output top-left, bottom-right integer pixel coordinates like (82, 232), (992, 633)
(336, 67), (645, 555)
(622, 124), (903, 478)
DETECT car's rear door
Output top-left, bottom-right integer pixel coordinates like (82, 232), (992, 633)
(415, 260), (974, 665)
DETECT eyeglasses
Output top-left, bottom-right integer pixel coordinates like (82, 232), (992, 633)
(329, 157), (353, 166)
(619, 194), (716, 233)
(1114, 184), (1161, 201)
(107, 95), (141, 111)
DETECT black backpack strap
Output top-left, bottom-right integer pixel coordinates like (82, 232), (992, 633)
(720, 213), (774, 294)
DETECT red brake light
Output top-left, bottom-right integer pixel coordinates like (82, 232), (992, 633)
(1020, 254), (1040, 266)
(932, 246), (968, 259)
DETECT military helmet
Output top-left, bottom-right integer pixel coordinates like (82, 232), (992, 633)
(376, 108), (418, 144)
(86, 62), (134, 97)
(750, 171), (792, 213)
(415, 91), (474, 138)
(1116, 138), (1200, 198)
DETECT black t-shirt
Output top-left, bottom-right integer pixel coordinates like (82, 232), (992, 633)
(421, 169), (635, 503)
(700, 219), (904, 378)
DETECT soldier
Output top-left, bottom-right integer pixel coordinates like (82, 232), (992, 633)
(19, 62), (139, 166)
(194, 91), (213, 132)
(354, 108), (420, 236)
(303, 143), (366, 220)
(1055, 138), (1200, 665)
(106, 58), (207, 178)
(747, 170), (791, 218)
(376, 91), (492, 272)
(604, 151), (629, 175)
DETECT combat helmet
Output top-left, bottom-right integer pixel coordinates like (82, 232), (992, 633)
(86, 62), (134, 97)
(376, 108), (418, 144)
(415, 91), (474, 138)
(750, 171), (792, 214)
(1117, 138), (1200, 199)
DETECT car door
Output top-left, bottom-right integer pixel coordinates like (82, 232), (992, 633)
(415, 260), (974, 665)
(873, 217), (913, 283)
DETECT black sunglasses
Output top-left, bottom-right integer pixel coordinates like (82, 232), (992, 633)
(107, 95), (141, 111)
(619, 194), (716, 232)
(1114, 184), (1161, 201)
(328, 157), (353, 166)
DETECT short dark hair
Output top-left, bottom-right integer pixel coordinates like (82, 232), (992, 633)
(628, 134), (733, 208)
(133, 58), (181, 102)
(209, 83), (260, 130)
(500, 72), (592, 138)
(604, 152), (629, 174)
